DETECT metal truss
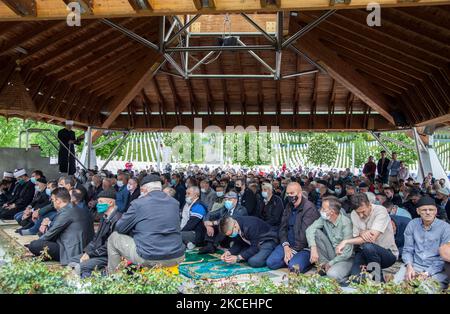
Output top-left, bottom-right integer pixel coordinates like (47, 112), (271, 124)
(102, 10), (336, 80)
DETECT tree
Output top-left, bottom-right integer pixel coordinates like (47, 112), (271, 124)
(0, 117), (22, 147)
(305, 134), (338, 167)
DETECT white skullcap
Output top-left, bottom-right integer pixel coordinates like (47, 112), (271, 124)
(3, 172), (13, 178)
(65, 120), (74, 125)
(13, 169), (26, 178)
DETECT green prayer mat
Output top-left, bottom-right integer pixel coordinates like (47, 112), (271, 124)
(180, 250), (270, 280)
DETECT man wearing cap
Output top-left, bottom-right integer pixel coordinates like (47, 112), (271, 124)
(2, 171), (15, 194)
(0, 169), (35, 220)
(394, 196), (450, 288)
(199, 191), (248, 254)
(107, 174), (185, 272)
(14, 177), (50, 230)
(57, 120), (83, 175)
(69, 189), (121, 278)
(436, 188), (449, 223)
(28, 187), (94, 265)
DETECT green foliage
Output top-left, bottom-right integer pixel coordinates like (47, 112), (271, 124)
(382, 133), (418, 167)
(83, 266), (183, 294)
(88, 132), (126, 160)
(0, 250), (76, 294)
(0, 117), (23, 147)
(305, 134), (338, 167)
(349, 272), (443, 294)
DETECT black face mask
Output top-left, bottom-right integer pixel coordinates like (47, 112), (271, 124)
(287, 195), (298, 205)
(235, 186), (242, 193)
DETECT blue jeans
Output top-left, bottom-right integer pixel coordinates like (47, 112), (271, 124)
(350, 243), (397, 282)
(245, 241), (277, 268)
(266, 244), (312, 273)
(23, 211), (57, 235)
(14, 210), (24, 223)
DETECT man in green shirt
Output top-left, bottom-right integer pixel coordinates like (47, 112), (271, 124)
(306, 196), (354, 283)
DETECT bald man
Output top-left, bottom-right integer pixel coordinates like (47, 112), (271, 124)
(266, 182), (320, 273)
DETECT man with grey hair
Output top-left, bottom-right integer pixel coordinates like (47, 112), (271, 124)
(306, 196), (354, 283)
(107, 174), (185, 272)
(181, 186), (207, 247)
(200, 180), (217, 211)
(257, 182), (284, 229)
(163, 187), (176, 198)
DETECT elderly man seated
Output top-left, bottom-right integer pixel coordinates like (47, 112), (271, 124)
(69, 190), (121, 277)
(306, 196), (354, 283)
(107, 175), (185, 273)
(394, 196), (450, 288)
(181, 186), (207, 248)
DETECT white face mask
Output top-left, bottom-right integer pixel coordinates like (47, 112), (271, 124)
(320, 211), (330, 221)
(117, 181), (124, 188)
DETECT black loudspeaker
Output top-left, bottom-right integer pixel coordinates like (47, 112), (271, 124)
(217, 36), (238, 47)
(392, 111), (409, 127)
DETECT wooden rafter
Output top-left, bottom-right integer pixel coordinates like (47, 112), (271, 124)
(2, 0), (36, 16)
(62, 0), (93, 14)
(127, 0), (152, 11)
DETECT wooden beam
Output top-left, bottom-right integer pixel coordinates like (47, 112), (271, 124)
(415, 113), (450, 127)
(110, 113), (394, 131)
(63, 0), (93, 14)
(91, 51), (161, 140)
(127, 0), (152, 11)
(0, 1), (447, 21)
(2, 0), (36, 16)
(292, 24), (395, 126)
(260, 0), (281, 8)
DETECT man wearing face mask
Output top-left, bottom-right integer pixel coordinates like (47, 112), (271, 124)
(200, 180), (217, 211)
(115, 173), (130, 213)
(0, 169), (35, 220)
(28, 188), (94, 265)
(171, 173), (186, 209)
(235, 178), (257, 216)
(306, 196), (353, 283)
(256, 183), (284, 229)
(14, 177), (50, 231)
(181, 187), (207, 247)
(199, 191), (248, 254)
(124, 177), (140, 212)
(68, 190), (121, 278)
(266, 182), (320, 272)
(219, 216), (278, 268)
(210, 185), (226, 212)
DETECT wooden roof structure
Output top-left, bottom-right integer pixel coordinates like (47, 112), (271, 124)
(0, 1), (449, 133)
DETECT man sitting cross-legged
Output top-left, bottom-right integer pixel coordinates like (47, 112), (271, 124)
(68, 189), (121, 278)
(28, 187), (94, 265)
(219, 215), (278, 268)
(107, 175), (185, 273)
(306, 196), (354, 283)
(266, 182), (320, 273)
(394, 196), (450, 289)
(335, 193), (398, 282)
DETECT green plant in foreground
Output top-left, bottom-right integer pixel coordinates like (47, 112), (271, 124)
(0, 250), (76, 294)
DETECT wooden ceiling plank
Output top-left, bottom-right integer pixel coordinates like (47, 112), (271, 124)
(2, 0), (36, 16)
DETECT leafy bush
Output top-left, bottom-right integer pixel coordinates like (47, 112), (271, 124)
(83, 265), (183, 294)
(0, 250), (76, 294)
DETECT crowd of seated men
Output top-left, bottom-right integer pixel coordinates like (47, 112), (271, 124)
(0, 151), (449, 288)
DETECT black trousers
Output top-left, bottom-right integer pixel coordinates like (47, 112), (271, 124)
(0, 207), (20, 220)
(28, 239), (60, 261)
(445, 262), (450, 281)
(70, 253), (108, 278)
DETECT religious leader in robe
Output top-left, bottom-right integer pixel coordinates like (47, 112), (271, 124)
(58, 120), (83, 175)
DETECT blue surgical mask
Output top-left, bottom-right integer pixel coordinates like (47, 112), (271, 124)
(315, 188), (320, 193)
(30, 177), (37, 184)
(399, 192), (404, 198)
(34, 185), (40, 192)
(374, 200), (381, 205)
(335, 189), (342, 195)
(224, 200), (234, 210)
(261, 191), (268, 199)
(216, 191), (224, 197)
(96, 203), (109, 213)
(45, 188), (51, 196)
(171, 179), (177, 186)
(230, 231), (239, 238)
